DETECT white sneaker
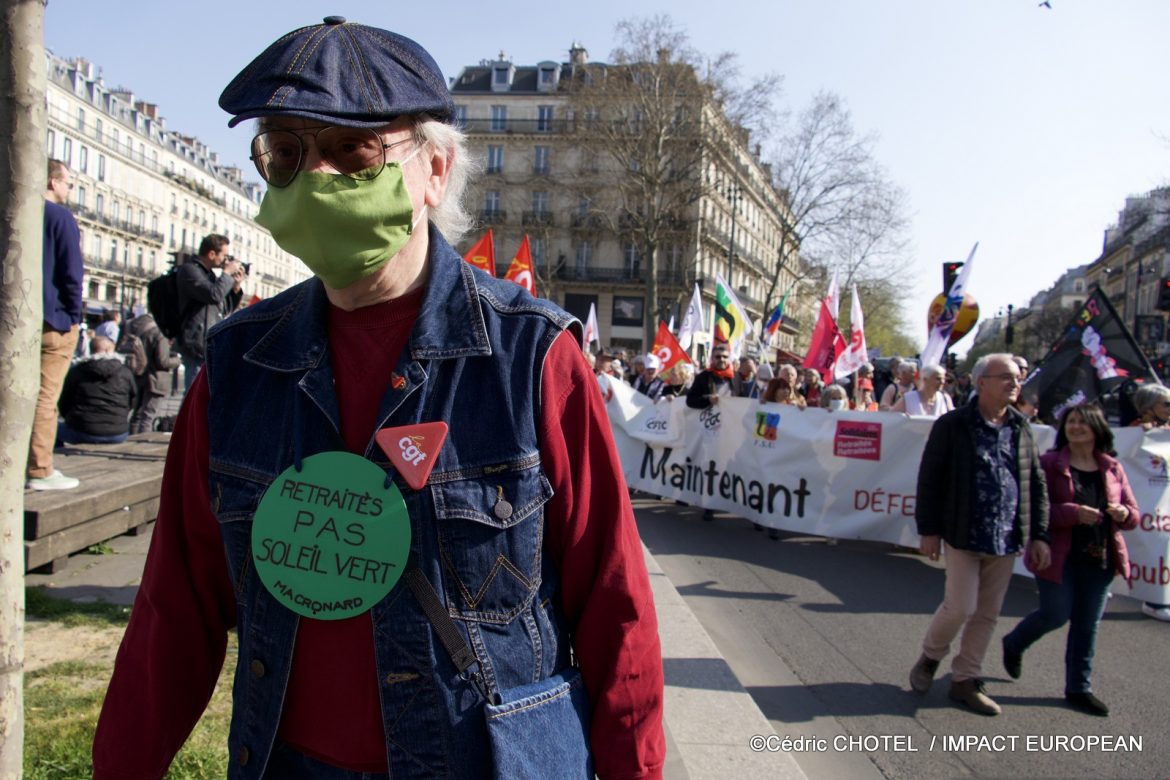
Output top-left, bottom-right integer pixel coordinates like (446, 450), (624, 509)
(1141, 604), (1170, 622)
(26, 470), (80, 491)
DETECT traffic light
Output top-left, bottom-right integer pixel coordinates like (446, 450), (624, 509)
(1158, 279), (1170, 311)
(943, 262), (963, 293)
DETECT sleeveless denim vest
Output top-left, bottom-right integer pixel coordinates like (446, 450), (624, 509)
(205, 229), (580, 778)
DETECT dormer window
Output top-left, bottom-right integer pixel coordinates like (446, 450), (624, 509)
(537, 61), (561, 93)
(490, 56), (515, 92)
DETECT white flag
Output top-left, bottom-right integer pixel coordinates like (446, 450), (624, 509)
(677, 284), (704, 350)
(826, 270), (841, 322)
(582, 302), (599, 350)
(921, 242), (978, 369)
(834, 285), (869, 381)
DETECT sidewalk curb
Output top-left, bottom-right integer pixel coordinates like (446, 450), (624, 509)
(646, 547), (807, 779)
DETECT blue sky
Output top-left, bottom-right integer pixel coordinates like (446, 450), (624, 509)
(46, 1), (1170, 349)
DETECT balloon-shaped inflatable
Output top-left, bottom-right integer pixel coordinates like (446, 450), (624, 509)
(927, 292), (980, 347)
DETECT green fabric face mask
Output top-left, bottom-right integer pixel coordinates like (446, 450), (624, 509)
(254, 161), (421, 290)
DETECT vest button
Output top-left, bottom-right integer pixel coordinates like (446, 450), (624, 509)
(250, 659), (266, 677)
(493, 498), (513, 520)
(237, 746), (250, 766)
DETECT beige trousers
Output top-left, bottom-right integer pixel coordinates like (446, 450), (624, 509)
(27, 324), (79, 479)
(922, 542), (1017, 682)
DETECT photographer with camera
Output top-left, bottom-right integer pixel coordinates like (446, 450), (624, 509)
(176, 233), (243, 391)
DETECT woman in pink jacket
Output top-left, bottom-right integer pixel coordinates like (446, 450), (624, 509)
(1001, 403), (1138, 717)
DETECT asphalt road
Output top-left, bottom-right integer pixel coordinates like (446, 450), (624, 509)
(634, 496), (1168, 780)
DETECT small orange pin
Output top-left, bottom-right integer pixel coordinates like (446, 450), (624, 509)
(375, 422), (449, 490)
(390, 373), (407, 391)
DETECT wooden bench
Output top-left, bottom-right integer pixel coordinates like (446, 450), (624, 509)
(24, 433), (171, 573)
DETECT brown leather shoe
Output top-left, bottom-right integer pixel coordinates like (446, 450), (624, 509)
(949, 678), (1001, 716)
(909, 654), (940, 694)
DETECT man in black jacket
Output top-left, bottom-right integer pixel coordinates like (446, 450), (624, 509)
(176, 234), (243, 391)
(686, 345), (735, 521)
(909, 353), (1051, 716)
(58, 336), (137, 444)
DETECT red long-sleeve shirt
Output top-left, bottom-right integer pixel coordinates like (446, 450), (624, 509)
(93, 289), (664, 779)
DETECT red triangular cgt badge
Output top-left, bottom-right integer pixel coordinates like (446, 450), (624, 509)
(375, 422), (449, 491)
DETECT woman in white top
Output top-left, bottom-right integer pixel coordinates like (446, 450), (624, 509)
(892, 363), (954, 418)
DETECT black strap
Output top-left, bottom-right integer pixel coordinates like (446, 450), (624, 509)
(404, 565), (477, 673)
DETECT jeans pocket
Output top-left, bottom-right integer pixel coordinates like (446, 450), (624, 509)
(484, 668), (593, 779)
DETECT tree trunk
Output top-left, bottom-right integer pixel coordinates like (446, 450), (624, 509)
(643, 240), (659, 351)
(0, 1), (47, 774)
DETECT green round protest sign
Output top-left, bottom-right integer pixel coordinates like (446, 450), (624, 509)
(251, 451), (411, 620)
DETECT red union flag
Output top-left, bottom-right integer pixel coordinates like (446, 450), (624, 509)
(504, 234), (537, 295)
(651, 320), (693, 372)
(803, 298), (846, 382)
(462, 229), (496, 276)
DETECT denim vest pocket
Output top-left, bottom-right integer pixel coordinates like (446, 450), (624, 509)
(484, 667), (593, 778)
(431, 462), (552, 623)
(210, 462), (276, 601)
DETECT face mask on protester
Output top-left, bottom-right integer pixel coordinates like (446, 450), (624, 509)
(254, 146), (427, 289)
(828, 398), (847, 411)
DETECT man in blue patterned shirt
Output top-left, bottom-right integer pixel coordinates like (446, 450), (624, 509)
(909, 353), (1051, 715)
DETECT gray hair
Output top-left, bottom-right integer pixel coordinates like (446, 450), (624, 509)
(919, 364), (946, 382)
(972, 353), (1016, 383)
(820, 383), (848, 407)
(1133, 383), (1170, 415)
(414, 116), (477, 244)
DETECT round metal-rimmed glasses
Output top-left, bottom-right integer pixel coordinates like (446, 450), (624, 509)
(249, 125), (412, 188)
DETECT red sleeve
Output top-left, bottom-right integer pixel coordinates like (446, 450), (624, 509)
(540, 332), (665, 780)
(92, 370), (237, 779)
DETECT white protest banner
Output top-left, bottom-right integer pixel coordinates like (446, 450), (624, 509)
(603, 380), (1170, 604)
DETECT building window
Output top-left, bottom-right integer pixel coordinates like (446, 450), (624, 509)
(95, 118), (102, 139)
(452, 104), (467, 127)
(490, 105), (507, 132)
(46, 128), (55, 157)
(1074, 278), (1085, 293)
(95, 194), (104, 215)
(77, 107), (85, 131)
(487, 145), (504, 174)
(75, 186), (86, 208)
(537, 105), (554, 132)
(137, 247), (144, 268)
(109, 238), (118, 263)
(624, 242), (642, 276)
(62, 137), (72, 166)
(576, 240), (592, 270)
(78, 146), (88, 173)
(105, 283), (116, 302)
(539, 67), (557, 90)
(484, 190), (501, 214)
(532, 190), (550, 215)
(533, 146), (550, 175)
(88, 279), (99, 299)
(612, 296), (645, 327)
(530, 237), (544, 267)
(97, 154), (106, 181)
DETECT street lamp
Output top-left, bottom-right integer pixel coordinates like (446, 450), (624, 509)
(1005, 304), (1014, 347)
(724, 180), (742, 287)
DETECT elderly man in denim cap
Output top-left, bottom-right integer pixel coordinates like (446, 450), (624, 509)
(94, 18), (664, 779)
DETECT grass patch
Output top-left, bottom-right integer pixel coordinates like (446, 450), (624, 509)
(25, 587), (131, 628)
(84, 542), (116, 555)
(24, 635), (237, 779)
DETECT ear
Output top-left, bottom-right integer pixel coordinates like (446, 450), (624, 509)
(423, 144), (453, 209)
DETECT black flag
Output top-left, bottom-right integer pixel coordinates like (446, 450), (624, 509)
(1022, 288), (1159, 422)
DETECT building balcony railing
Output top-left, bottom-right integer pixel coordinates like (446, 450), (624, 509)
(82, 253), (154, 281)
(522, 210), (555, 227)
(458, 118), (573, 134)
(570, 214), (603, 230)
(478, 209), (507, 225)
(71, 204), (166, 245)
(555, 266), (692, 286)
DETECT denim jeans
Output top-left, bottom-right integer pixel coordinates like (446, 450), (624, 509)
(56, 421), (128, 446)
(1004, 557), (1114, 694)
(182, 356), (203, 393)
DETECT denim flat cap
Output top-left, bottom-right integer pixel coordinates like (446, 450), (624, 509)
(219, 16), (453, 128)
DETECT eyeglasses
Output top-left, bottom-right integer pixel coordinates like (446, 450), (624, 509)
(249, 125), (413, 188)
(53, 178), (74, 190)
(982, 373), (1021, 384)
